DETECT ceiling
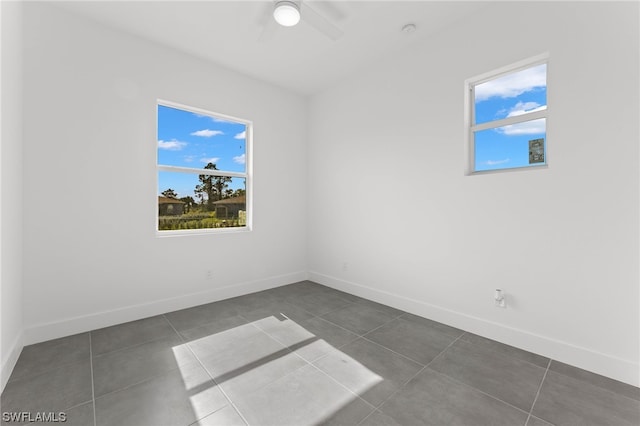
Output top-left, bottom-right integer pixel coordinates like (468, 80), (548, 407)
(54, 1), (490, 96)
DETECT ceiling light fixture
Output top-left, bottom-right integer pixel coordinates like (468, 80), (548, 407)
(274, 1), (301, 27)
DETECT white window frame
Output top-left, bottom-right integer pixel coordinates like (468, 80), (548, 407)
(156, 99), (253, 236)
(464, 53), (549, 175)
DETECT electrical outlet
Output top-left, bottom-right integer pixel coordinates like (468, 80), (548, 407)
(494, 288), (506, 308)
(342, 262), (348, 272)
(206, 270), (213, 280)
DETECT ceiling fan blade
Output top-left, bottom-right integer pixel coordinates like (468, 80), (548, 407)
(300, 2), (343, 41)
(256, 1), (278, 42)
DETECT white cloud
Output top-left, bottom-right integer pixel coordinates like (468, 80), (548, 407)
(200, 157), (220, 164)
(191, 129), (224, 137)
(234, 130), (246, 140)
(497, 118), (546, 136)
(486, 158), (510, 166)
(475, 63), (546, 101)
(213, 116), (235, 123)
(506, 101), (546, 118)
(158, 139), (187, 150)
(192, 113), (236, 124)
(233, 154), (246, 165)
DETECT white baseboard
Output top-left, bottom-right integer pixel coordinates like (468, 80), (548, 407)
(1, 331), (24, 393)
(309, 271), (639, 387)
(24, 271), (308, 346)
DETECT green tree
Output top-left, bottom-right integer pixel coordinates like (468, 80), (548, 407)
(179, 196), (195, 213)
(161, 188), (178, 199)
(194, 163), (232, 211)
(233, 179), (246, 198)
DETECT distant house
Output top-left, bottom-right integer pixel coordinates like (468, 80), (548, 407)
(212, 195), (246, 219)
(158, 196), (185, 216)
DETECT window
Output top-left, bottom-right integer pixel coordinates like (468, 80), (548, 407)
(157, 100), (251, 233)
(466, 55), (548, 173)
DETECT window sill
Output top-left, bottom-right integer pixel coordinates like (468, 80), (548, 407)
(156, 226), (252, 238)
(466, 164), (548, 176)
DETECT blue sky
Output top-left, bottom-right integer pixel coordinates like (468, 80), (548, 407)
(474, 63), (547, 171)
(157, 104), (247, 198)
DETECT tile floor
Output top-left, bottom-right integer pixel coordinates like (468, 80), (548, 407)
(2, 281), (639, 426)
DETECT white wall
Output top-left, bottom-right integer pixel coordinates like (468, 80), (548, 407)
(308, 2), (639, 386)
(1, 0), (25, 391)
(21, 3), (308, 342)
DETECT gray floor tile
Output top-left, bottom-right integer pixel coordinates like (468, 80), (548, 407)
(94, 363), (227, 426)
(8, 333), (89, 382)
(5, 281), (637, 426)
(91, 315), (177, 356)
(165, 299), (242, 333)
(1, 360), (92, 417)
(232, 364), (370, 426)
(39, 402), (95, 426)
(217, 350), (307, 402)
(250, 315), (334, 362)
(548, 360), (640, 401)
(268, 280), (332, 299)
(352, 298), (405, 317)
(359, 410), (403, 426)
(532, 370), (640, 426)
(526, 416), (555, 426)
(320, 287), (363, 303)
(321, 395), (375, 426)
(188, 322), (291, 383)
(288, 291), (354, 316)
(179, 315), (249, 342)
(314, 338), (423, 407)
(399, 313), (464, 339)
(429, 338), (546, 411)
(364, 317), (458, 365)
(240, 300), (316, 323)
(93, 334), (197, 397)
(191, 405), (246, 426)
(321, 304), (398, 335)
(378, 369), (528, 426)
(300, 316), (360, 349)
(227, 290), (281, 312)
(461, 332), (550, 368)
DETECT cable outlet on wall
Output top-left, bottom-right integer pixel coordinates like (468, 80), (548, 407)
(494, 288), (506, 308)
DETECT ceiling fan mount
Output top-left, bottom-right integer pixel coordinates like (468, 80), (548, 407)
(273, 1), (301, 27)
(259, 0), (343, 41)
